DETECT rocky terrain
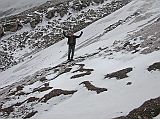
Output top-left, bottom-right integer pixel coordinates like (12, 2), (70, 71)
(0, 0), (160, 119)
(0, 0), (131, 71)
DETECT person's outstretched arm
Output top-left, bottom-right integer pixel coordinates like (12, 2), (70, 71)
(63, 31), (69, 38)
(76, 31), (83, 38)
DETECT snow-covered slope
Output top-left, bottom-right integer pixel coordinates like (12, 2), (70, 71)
(0, 0), (130, 71)
(0, 0), (160, 119)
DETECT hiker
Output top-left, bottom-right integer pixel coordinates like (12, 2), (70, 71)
(63, 31), (83, 61)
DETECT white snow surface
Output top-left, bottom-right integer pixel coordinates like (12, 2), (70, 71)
(0, 0), (160, 119)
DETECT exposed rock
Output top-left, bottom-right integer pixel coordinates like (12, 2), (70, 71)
(126, 82), (132, 85)
(26, 97), (39, 103)
(0, 105), (14, 116)
(93, 0), (104, 4)
(14, 101), (25, 107)
(105, 68), (133, 79)
(0, 24), (4, 37)
(39, 89), (77, 103)
(33, 86), (53, 93)
(156, 17), (160, 22)
(51, 66), (72, 80)
(39, 77), (48, 82)
(71, 72), (92, 79)
(16, 85), (24, 91)
(3, 20), (22, 32)
(71, 1), (84, 11)
(71, 64), (94, 79)
(23, 111), (38, 119)
(0, 51), (16, 72)
(16, 91), (26, 96)
(114, 97), (160, 119)
(46, 10), (55, 19)
(123, 18), (160, 55)
(30, 15), (42, 28)
(8, 85), (24, 96)
(80, 81), (107, 94)
(148, 62), (160, 71)
(44, 83), (49, 87)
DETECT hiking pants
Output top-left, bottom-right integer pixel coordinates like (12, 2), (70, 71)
(68, 45), (75, 60)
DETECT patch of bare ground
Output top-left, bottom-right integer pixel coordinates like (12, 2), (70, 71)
(26, 97), (39, 103)
(39, 89), (77, 103)
(33, 86), (53, 93)
(0, 105), (14, 116)
(113, 96), (160, 119)
(71, 64), (94, 79)
(8, 85), (24, 96)
(39, 77), (48, 82)
(23, 111), (38, 119)
(105, 68), (133, 79)
(148, 62), (160, 71)
(0, 96), (39, 116)
(80, 81), (107, 94)
(113, 17), (160, 55)
(126, 82), (132, 85)
(51, 65), (72, 80)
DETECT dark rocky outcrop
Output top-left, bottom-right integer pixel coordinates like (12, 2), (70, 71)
(26, 97), (39, 103)
(80, 81), (107, 94)
(71, 64), (94, 79)
(0, 24), (5, 37)
(8, 85), (24, 96)
(148, 62), (160, 71)
(30, 15), (42, 28)
(39, 89), (77, 103)
(105, 68), (133, 79)
(0, 106), (14, 116)
(33, 86), (53, 93)
(114, 97), (160, 119)
(23, 111), (38, 119)
(126, 82), (132, 85)
(3, 20), (22, 32)
(39, 77), (48, 82)
(0, 51), (17, 71)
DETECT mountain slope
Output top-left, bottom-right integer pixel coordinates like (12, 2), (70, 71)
(0, 0), (68, 18)
(0, 0), (160, 119)
(0, 0), (131, 71)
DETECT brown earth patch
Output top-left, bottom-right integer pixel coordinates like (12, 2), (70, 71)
(16, 91), (26, 96)
(33, 86), (53, 93)
(71, 64), (94, 79)
(53, 67), (72, 79)
(80, 81), (107, 94)
(126, 82), (132, 85)
(147, 62), (160, 71)
(39, 89), (77, 103)
(71, 72), (92, 79)
(113, 96), (160, 119)
(0, 96), (39, 117)
(23, 111), (38, 119)
(0, 106), (14, 116)
(26, 97), (39, 103)
(105, 68), (133, 79)
(8, 85), (24, 96)
(39, 77), (48, 82)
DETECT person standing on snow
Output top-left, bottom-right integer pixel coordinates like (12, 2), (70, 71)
(63, 31), (83, 61)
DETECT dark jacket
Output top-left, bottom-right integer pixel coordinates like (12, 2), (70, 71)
(63, 31), (83, 45)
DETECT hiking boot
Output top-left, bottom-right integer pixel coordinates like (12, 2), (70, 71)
(70, 59), (74, 61)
